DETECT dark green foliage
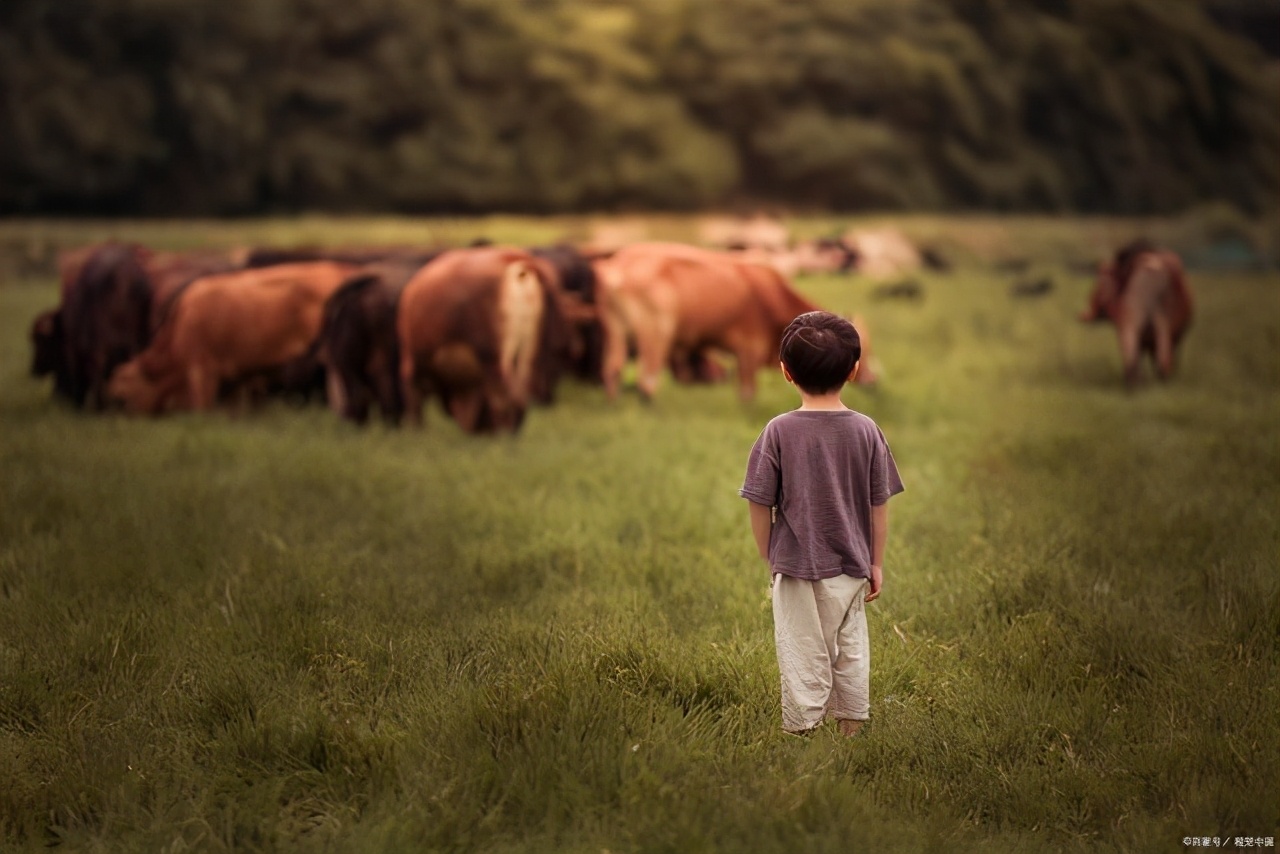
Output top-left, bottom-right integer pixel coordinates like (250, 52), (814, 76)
(0, 0), (1276, 215)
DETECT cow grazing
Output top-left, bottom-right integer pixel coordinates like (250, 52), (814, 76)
(727, 238), (859, 279)
(31, 243), (247, 406)
(594, 242), (835, 401)
(1080, 242), (1193, 387)
(106, 262), (358, 414)
(315, 261), (431, 425)
(530, 244), (604, 382)
(29, 309), (63, 378)
(397, 246), (571, 434)
(58, 242), (154, 409)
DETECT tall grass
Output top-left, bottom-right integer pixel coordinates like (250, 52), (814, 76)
(0, 218), (1276, 853)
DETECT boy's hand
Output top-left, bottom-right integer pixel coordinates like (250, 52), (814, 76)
(866, 564), (883, 602)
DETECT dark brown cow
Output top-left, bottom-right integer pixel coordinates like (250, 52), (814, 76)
(1080, 242), (1193, 386)
(531, 244), (604, 383)
(594, 243), (841, 401)
(58, 242), (154, 409)
(397, 246), (571, 434)
(31, 243), (131, 403)
(106, 262), (358, 414)
(315, 260), (435, 425)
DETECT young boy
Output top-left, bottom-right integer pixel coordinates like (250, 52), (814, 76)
(739, 311), (904, 736)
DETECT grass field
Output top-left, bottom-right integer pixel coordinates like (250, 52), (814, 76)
(0, 217), (1277, 853)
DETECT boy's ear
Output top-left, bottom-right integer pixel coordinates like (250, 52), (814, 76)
(780, 361), (794, 384)
(848, 360), (861, 383)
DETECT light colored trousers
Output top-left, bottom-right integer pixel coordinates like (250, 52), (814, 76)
(772, 572), (871, 733)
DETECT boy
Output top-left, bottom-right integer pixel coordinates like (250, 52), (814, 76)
(739, 311), (904, 736)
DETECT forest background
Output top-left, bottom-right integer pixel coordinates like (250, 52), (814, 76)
(2, 0), (1278, 218)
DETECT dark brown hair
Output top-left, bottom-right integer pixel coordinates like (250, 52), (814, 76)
(780, 311), (861, 394)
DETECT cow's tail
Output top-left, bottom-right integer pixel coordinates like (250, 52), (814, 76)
(497, 259), (546, 406)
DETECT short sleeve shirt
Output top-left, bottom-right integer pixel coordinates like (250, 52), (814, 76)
(739, 409), (904, 580)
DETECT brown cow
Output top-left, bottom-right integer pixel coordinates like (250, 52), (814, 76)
(397, 246), (571, 434)
(1080, 243), (1193, 387)
(33, 243), (246, 407)
(56, 242), (155, 409)
(594, 243), (844, 401)
(106, 262), (358, 414)
(314, 260), (436, 425)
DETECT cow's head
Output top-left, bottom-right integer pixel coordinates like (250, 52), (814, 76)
(105, 358), (166, 414)
(30, 309), (64, 377)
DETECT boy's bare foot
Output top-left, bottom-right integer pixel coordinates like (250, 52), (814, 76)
(837, 719), (865, 738)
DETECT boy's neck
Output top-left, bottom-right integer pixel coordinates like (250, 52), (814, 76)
(796, 389), (848, 411)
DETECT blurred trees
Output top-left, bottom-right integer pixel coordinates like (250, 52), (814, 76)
(0, 0), (1275, 215)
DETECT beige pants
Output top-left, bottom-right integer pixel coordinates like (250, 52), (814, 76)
(772, 573), (871, 733)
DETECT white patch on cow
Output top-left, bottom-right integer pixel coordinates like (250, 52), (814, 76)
(498, 261), (544, 401)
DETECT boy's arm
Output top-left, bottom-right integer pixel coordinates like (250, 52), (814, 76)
(868, 502), (888, 602)
(748, 501), (773, 561)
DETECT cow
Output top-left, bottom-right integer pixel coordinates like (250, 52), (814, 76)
(57, 242), (154, 409)
(530, 244), (604, 382)
(594, 242), (843, 401)
(726, 238), (859, 279)
(841, 228), (923, 280)
(1080, 241), (1193, 387)
(314, 260), (433, 425)
(31, 243), (246, 407)
(106, 262), (358, 414)
(397, 246), (572, 434)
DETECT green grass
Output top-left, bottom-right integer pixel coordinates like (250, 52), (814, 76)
(0, 217), (1277, 853)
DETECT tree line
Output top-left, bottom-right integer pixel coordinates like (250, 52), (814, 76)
(1, 0), (1276, 216)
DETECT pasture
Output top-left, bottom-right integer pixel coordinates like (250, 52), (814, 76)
(1, 216), (1277, 853)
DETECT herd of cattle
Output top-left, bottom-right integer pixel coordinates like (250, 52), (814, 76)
(27, 235), (1193, 434)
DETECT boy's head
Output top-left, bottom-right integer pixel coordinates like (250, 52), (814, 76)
(779, 311), (861, 394)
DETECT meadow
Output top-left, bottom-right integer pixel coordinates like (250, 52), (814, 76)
(0, 216), (1276, 853)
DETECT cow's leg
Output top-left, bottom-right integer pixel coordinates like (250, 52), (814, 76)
(372, 352), (403, 424)
(599, 308), (629, 401)
(347, 378), (373, 425)
(326, 370), (349, 419)
(400, 354), (424, 427)
(634, 318), (676, 401)
(448, 390), (485, 434)
(733, 341), (767, 402)
(1152, 313), (1175, 380)
(1117, 323), (1142, 389)
(187, 364), (218, 411)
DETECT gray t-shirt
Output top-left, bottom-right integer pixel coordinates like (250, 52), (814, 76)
(739, 409), (905, 581)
